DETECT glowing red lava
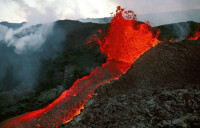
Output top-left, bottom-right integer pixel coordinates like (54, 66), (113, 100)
(0, 6), (160, 128)
(187, 25), (200, 40)
(187, 31), (200, 40)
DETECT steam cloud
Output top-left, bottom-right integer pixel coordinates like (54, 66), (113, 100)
(173, 23), (190, 41)
(1, 23), (53, 54)
(0, 22), (65, 91)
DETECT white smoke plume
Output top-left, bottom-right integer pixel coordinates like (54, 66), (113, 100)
(0, 22), (65, 91)
(0, 23), (54, 54)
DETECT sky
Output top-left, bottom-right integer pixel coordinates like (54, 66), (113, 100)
(0, 0), (200, 23)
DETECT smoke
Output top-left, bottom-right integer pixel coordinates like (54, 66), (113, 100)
(0, 25), (8, 40)
(0, 22), (66, 91)
(2, 23), (54, 54)
(173, 23), (191, 41)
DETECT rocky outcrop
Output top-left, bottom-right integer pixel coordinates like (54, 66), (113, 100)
(64, 89), (200, 128)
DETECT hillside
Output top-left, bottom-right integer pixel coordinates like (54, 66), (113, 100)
(0, 20), (107, 121)
(62, 39), (200, 128)
(0, 21), (25, 29)
(61, 21), (200, 127)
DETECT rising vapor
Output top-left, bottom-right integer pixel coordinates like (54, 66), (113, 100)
(0, 22), (65, 91)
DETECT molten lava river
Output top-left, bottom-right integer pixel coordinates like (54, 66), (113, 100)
(0, 6), (162, 128)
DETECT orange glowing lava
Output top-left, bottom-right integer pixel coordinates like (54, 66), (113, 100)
(187, 25), (200, 40)
(187, 31), (200, 40)
(0, 6), (160, 128)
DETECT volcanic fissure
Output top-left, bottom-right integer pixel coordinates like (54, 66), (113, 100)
(2, 6), (200, 128)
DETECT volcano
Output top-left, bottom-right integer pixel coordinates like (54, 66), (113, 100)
(0, 6), (200, 128)
(0, 6), (160, 127)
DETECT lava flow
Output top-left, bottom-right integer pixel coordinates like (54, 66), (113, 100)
(0, 6), (160, 128)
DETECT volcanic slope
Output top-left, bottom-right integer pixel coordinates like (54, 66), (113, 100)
(1, 20), (200, 127)
(0, 20), (107, 122)
(62, 34), (200, 127)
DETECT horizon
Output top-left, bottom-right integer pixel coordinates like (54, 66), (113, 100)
(1, 8), (200, 25)
(0, 0), (200, 24)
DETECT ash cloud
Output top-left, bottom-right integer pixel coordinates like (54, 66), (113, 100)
(0, 22), (65, 91)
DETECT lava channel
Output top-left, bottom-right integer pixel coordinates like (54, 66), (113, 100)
(0, 6), (161, 128)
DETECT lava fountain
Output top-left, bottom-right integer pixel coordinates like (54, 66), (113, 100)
(0, 6), (161, 128)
